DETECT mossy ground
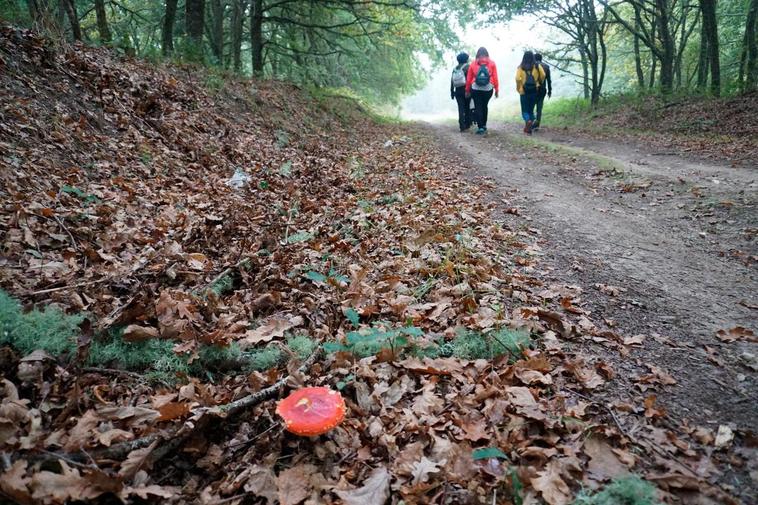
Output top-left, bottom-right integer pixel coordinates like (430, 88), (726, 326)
(573, 475), (660, 505)
(0, 289), (318, 384)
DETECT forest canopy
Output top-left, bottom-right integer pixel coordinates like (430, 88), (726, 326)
(3, 0), (757, 103)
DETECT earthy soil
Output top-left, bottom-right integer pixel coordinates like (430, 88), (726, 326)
(430, 122), (757, 451)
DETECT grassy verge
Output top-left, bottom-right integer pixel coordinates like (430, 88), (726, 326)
(505, 133), (627, 177)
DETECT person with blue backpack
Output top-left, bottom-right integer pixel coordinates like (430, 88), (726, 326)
(465, 47), (499, 135)
(515, 50), (546, 135)
(450, 52), (472, 132)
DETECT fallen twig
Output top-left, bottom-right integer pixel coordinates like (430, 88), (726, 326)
(25, 279), (106, 296)
(203, 256), (253, 294)
(27, 346), (323, 467)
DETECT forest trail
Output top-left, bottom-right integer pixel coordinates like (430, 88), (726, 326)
(431, 123), (757, 431)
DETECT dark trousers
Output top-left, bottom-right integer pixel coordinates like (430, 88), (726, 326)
(471, 89), (493, 129)
(520, 91), (537, 122)
(535, 88), (547, 125)
(454, 87), (472, 130)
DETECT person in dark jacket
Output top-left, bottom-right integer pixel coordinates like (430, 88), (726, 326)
(451, 52), (472, 131)
(533, 53), (552, 131)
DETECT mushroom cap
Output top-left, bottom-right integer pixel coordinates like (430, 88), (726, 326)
(276, 387), (346, 436)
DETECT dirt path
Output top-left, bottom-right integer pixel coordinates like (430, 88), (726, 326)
(430, 122), (757, 433)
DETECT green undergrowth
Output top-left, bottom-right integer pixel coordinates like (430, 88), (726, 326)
(542, 91), (735, 132)
(88, 331), (317, 383)
(573, 475), (660, 505)
(307, 85), (400, 125)
(0, 289), (317, 384)
(0, 289), (84, 357)
(325, 319), (531, 362)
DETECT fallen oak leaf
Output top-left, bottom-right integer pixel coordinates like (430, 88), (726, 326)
(335, 466), (390, 505)
(583, 436), (630, 482)
(241, 314), (304, 348)
(119, 440), (158, 479)
(531, 459), (571, 505)
(121, 484), (179, 500)
(715, 326), (757, 343)
(157, 401), (191, 422)
(122, 324), (160, 342)
(277, 464), (317, 505)
(98, 428), (134, 447)
(0, 460), (33, 505)
(411, 456), (440, 485)
(623, 334), (646, 346)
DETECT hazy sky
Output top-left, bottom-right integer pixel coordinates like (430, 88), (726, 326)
(400, 14), (578, 121)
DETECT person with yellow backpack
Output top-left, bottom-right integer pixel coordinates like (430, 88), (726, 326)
(515, 51), (546, 135)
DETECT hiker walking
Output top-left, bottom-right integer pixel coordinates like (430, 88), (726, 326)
(515, 50), (546, 135)
(451, 52), (472, 132)
(533, 53), (552, 131)
(465, 47), (499, 135)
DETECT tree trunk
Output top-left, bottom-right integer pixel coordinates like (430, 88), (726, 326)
(699, 0), (720, 96)
(162, 0), (178, 56)
(633, 6), (645, 88)
(231, 0), (246, 72)
(28, 0), (46, 22)
(251, 0), (264, 77)
(655, 0), (675, 92)
(697, 19), (709, 89)
(94, 0), (111, 43)
(210, 0), (224, 64)
(185, 0), (205, 61)
(580, 49), (590, 100)
(62, 0), (81, 41)
(746, 0), (758, 91)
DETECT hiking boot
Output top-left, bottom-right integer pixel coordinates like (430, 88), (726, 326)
(525, 120), (533, 134)
(476, 127), (485, 135)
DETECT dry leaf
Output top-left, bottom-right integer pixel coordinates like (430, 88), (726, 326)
(531, 460), (571, 505)
(335, 466), (390, 505)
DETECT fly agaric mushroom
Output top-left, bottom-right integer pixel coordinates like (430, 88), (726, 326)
(276, 387), (346, 436)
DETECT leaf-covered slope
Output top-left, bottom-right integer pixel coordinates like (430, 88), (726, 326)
(0, 26), (746, 505)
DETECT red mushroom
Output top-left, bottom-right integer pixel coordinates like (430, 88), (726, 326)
(276, 386), (346, 436)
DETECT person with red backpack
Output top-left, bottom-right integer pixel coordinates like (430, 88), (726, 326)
(465, 47), (499, 135)
(450, 52), (472, 132)
(515, 50), (546, 135)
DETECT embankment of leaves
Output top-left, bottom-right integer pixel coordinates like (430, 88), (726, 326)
(547, 91), (758, 164)
(0, 26), (747, 505)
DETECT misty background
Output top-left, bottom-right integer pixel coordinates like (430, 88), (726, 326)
(400, 14), (580, 122)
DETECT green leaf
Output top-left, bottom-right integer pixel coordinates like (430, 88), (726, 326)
(472, 447), (508, 461)
(336, 373), (355, 390)
(346, 330), (374, 345)
(304, 271), (328, 283)
(510, 468), (523, 505)
(279, 160), (292, 176)
(344, 308), (360, 328)
(287, 231), (314, 244)
(328, 269), (349, 284)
